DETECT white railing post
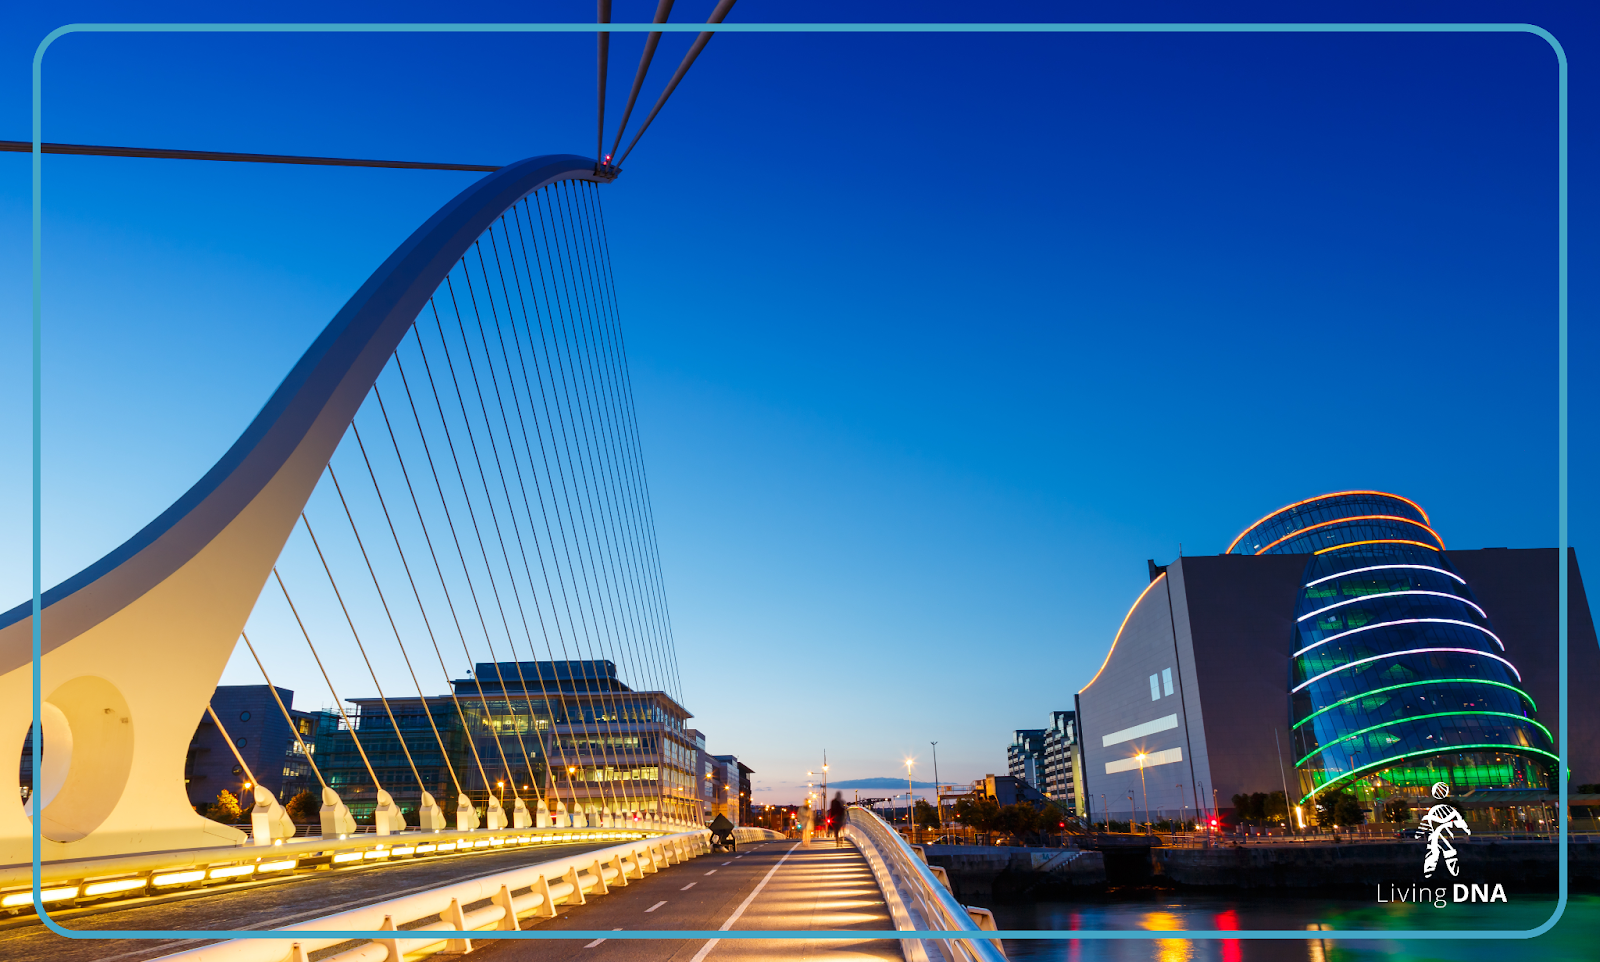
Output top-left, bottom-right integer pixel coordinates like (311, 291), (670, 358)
(439, 898), (471, 954)
(491, 884), (520, 931)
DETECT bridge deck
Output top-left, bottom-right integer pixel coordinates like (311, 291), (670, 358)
(0, 838), (902, 962)
(474, 838), (900, 961)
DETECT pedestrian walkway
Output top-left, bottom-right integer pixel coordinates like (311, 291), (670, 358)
(708, 841), (901, 961)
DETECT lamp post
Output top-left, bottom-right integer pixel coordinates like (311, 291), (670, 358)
(1100, 794), (1107, 832)
(1136, 753), (1150, 835)
(930, 741), (941, 829)
(906, 758), (916, 842)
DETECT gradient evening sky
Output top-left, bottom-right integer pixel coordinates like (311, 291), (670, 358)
(1, 1), (1595, 806)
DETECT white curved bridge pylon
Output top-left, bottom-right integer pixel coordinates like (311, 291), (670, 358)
(0, 155), (613, 867)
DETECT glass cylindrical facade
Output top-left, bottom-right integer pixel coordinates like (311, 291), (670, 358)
(1228, 492), (1556, 804)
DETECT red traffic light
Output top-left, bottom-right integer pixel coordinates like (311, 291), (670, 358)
(1210, 819), (1218, 827)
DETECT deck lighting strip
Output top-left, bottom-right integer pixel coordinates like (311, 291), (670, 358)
(208, 865), (255, 879)
(1297, 743), (1562, 804)
(255, 859), (297, 873)
(82, 878), (146, 896)
(1226, 490), (1432, 554)
(1292, 617), (1504, 658)
(1292, 647), (1522, 693)
(1, 887), (76, 907)
(1305, 563), (1465, 588)
(151, 870), (205, 886)
(1298, 589), (1486, 623)
(1253, 515), (1444, 556)
(1292, 678), (1538, 729)
(1294, 710), (1556, 767)
(1314, 539), (1440, 555)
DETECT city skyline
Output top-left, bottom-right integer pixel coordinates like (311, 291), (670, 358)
(3, 1), (1594, 808)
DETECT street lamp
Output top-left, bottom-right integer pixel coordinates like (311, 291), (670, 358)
(1136, 753), (1150, 835)
(930, 741), (941, 829)
(905, 758), (915, 842)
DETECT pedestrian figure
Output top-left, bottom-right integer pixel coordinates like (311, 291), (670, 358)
(800, 797), (814, 847)
(1418, 782), (1470, 878)
(829, 792), (847, 847)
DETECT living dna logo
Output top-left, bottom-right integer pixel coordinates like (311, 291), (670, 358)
(1377, 781), (1508, 906)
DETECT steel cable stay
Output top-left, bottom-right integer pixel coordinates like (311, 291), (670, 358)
(481, 217), (661, 812)
(546, 182), (671, 709)
(489, 201), (653, 826)
(522, 186), (674, 820)
(607, 0), (677, 165)
(615, 0), (740, 168)
(324, 461), (467, 819)
(519, 189), (662, 822)
(389, 344), (526, 831)
(430, 271), (628, 828)
(456, 236), (647, 826)
(240, 632), (329, 796)
(419, 282), (557, 826)
(368, 382), (505, 831)
(505, 195), (651, 826)
(298, 510), (440, 831)
(585, 182), (688, 703)
(544, 185), (681, 720)
(202, 704), (296, 842)
(270, 568), (382, 837)
(559, 181), (681, 706)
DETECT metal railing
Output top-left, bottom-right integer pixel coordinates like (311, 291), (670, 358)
(0, 821), (700, 910)
(145, 830), (711, 962)
(842, 807), (1007, 962)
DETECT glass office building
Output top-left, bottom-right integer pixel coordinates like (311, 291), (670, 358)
(1228, 492), (1557, 803)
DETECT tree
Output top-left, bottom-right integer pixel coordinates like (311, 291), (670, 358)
(1315, 789), (1365, 827)
(1039, 802), (1065, 833)
(208, 789), (243, 823)
(994, 802), (1041, 840)
(951, 796), (1001, 833)
(285, 790), (320, 823)
(913, 799), (940, 830)
(1379, 798), (1412, 823)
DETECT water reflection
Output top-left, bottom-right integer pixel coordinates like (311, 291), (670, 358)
(992, 892), (1598, 961)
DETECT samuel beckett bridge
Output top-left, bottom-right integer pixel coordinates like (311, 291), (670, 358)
(1, 12), (1005, 962)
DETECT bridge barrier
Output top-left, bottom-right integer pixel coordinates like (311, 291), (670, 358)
(144, 830), (710, 962)
(0, 821), (700, 912)
(843, 807), (1007, 962)
(731, 827), (785, 843)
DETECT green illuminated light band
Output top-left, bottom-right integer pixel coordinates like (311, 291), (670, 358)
(1294, 710), (1555, 768)
(1291, 678), (1538, 730)
(1296, 743), (1562, 804)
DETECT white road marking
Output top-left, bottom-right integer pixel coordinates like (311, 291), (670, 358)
(688, 842), (801, 962)
(646, 900), (668, 913)
(585, 928), (623, 948)
(722, 861), (732, 865)
(681, 881), (697, 890)
(704, 869), (717, 875)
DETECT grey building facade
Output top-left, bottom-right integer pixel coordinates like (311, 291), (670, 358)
(1076, 548), (1599, 826)
(1007, 729), (1046, 788)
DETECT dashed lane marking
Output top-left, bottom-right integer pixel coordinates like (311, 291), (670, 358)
(585, 929), (622, 948)
(704, 869), (716, 875)
(646, 900), (668, 913)
(681, 882), (697, 891)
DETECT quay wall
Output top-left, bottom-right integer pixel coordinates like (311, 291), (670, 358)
(1155, 840), (1600, 889)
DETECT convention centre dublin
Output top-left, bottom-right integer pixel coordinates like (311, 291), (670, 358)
(1075, 491), (1600, 826)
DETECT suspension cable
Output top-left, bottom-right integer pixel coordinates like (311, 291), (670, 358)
(205, 704), (259, 793)
(616, 0), (738, 167)
(299, 510), (428, 796)
(453, 243), (638, 820)
(240, 631), (328, 792)
(272, 567), (384, 797)
(369, 382), (500, 801)
(608, 0), (676, 163)
(326, 459), (464, 796)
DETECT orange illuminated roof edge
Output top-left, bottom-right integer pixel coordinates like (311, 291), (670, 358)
(1253, 515), (1444, 555)
(1078, 572), (1166, 695)
(1225, 491), (1432, 554)
(1314, 538), (1442, 556)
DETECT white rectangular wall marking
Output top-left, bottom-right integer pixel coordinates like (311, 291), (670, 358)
(1149, 674), (1160, 701)
(1101, 713), (1179, 747)
(1162, 667), (1174, 696)
(1105, 746), (1183, 774)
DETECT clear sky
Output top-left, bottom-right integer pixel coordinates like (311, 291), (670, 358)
(2, 1), (1596, 807)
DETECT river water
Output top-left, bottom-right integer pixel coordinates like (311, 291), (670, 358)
(989, 892), (1599, 961)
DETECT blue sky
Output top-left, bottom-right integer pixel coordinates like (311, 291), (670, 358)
(2, 1), (1595, 806)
